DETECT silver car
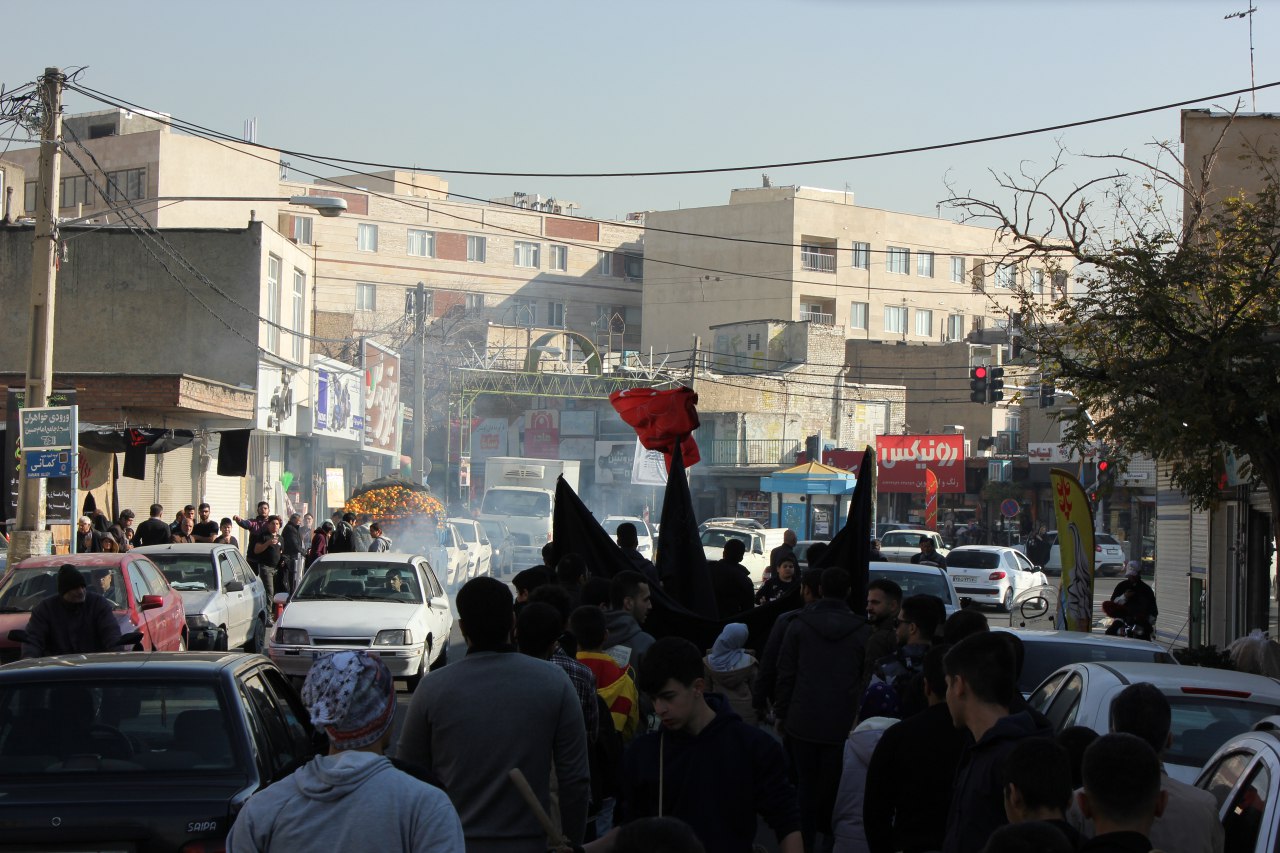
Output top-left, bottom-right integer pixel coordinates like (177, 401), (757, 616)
(136, 543), (270, 653)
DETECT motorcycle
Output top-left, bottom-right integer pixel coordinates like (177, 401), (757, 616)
(7, 628), (146, 656)
(1100, 599), (1153, 640)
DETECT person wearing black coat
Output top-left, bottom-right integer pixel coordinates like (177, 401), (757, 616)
(708, 539), (754, 619)
(132, 504), (172, 548)
(21, 565), (122, 659)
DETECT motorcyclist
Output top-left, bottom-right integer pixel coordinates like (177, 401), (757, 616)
(21, 564), (123, 659)
(910, 536), (947, 569)
(1104, 561), (1158, 639)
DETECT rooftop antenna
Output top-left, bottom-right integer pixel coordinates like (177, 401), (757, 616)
(243, 117), (257, 143)
(1225, 6), (1259, 110)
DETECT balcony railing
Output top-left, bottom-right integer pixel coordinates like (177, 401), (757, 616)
(800, 310), (835, 325)
(705, 438), (798, 467)
(800, 248), (836, 273)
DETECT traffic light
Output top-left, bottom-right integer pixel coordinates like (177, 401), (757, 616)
(969, 366), (989, 403)
(1097, 457), (1113, 492)
(988, 367), (1005, 403)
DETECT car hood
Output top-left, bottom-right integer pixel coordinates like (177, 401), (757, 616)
(280, 600), (420, 633)
(176, 589), (217, 615)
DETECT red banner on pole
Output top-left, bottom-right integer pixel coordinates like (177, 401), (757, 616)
(924, 468), (938, 530)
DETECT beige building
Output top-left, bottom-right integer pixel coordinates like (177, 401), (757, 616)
(0, 158), (25, 221)
(641, 184), (1060, 356)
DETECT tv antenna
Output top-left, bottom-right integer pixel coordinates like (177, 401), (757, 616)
(1225, 6), (1259, 110)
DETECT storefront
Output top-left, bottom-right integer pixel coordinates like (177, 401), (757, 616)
(759, 461), (858, 541)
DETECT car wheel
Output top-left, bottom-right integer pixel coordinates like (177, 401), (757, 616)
(1000, 588), (1014, 613)
(214, 627), (228, 651)
(177, 632), (188, 652)
(429, 643), (448, 672)
(406, 649), (428, 692)
(243, 616), (265, 654)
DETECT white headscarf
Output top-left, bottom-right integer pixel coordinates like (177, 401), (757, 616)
(708, 623), (752, 672)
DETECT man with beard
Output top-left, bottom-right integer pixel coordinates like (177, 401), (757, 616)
(21, 565), (122, 659)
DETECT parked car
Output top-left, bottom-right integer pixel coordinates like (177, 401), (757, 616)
(135, 543), (270, 653)
(0, 651), (318, 852)
(993, 628), (1176, 697)
(479, 518), (515, 576)
(1044, 530), (1127, 576)
(794, 540), (822, 568)
(448, 518), (492, 578)
(438, 522), (471, 586)
(878, 529), (950, 564)
(1029, 662), (1280, 783)
(602, 515), (655, 558)
(700, 525), (786, 586)
(267, 552), (452, 691)
(876, 521), (911, 541)
(699, 517), (765, 531)
(1196, 723), (1280, 853)
(0, 553), (187, 663)
(946, 545), (1050, 612)
(869, 561), (961, 617)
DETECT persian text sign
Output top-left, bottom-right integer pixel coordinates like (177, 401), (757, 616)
(876, 434), (965, 493)
(20, 406), (76, 450)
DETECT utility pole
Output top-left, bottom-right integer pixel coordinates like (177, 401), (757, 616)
(412, 281), (427, 486)
(688, 334), (700, 391)
(12, 68), (63, 563)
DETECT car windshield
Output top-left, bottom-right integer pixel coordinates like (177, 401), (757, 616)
(1018, 642), (1174, 695)
(602, 518), (649, 537)
(479, 521), (505, 541)
(870, 567), (955, 605)
(880, 531), (927, 549)
(296, 562), (423, 603)
(0, 681), (240, 775)
(454, 524), (477, 544)
(481, 490), (551, 518)
(145, 554), (217, 591)
(1167, 697), (1280, 767)
(949, 551), (1001, 570)
(0, 566), (127, 613)
(701, 529), (753, 549)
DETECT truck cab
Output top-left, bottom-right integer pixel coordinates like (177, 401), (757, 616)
(477, 457), (581, 569)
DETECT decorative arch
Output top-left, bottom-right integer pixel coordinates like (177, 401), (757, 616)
(522, 330), (603, 375)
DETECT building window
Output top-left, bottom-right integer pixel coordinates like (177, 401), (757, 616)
(465, 293), (485, 311)
(914, 309), (933, 337)
(851, 242), (870, 269)
(293, 216), (313, 245)
(884, 305), (907, 334)
(105, 167), (145, 202)
(511, 297), (536, 326)
(547, 301), (565, 328)
(624, 254), (644, 279)
(550, 244), (568, 271)
(291, 269), (305, 362)
(947, 313), (965, 341)
(971, 262), (986, 292)
(266, 255), (281, 353)
(801, 244), (836, 273)
(60, 174), (91, 208)
(916, 251), (935, 278)
(597, 251), (612, 275)
(1052, 270), (1069, 294)
(514, 240), (541, 268)
(407, 228), (435, 258)
(849, 302), (868, 330)
(886, 247), (910, 275)
(995, 263), (1017, 289)
(1029, 269), (1044, 294)
(24, 181), (36, 213)
(467, 235), (486, 263)
(357, 223), (378, 252)
(952, 256), (966, 283)
(355, 282), (376, 311)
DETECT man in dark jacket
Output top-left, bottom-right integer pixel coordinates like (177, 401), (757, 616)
(775, 567), (871, 851)
(234, 501), (272, 560)
(132, 503), (172, 548)
(941, 631), (1053, 853)
(22, 565), (122, 659)
(328, 512), (356, 553)
(621, 637), (802, 853)
(282, 513), (307, 592)
(602, 570), (655, 674)
(708, 538), (754, 619)
(615, 522), (660, 589)
(753, 567), (822, 719)
(862, 578), (902, 694)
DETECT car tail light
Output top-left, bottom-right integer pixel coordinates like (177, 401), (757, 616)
(181, 842), (226, 853)
(1181, 686), (1252, 698)
(989, 571), (1007, 580)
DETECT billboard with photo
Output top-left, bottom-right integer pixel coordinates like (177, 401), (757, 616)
(362, 340), (403, 457)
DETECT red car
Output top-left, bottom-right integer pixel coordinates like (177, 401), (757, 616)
(0, 553), (187, 663)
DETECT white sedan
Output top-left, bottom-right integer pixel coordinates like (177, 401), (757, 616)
(602, 516), (654, 558)
(946, 545), (1050, 612)
(878, 529), (950, 563)
(267, 552), (452, 691)
(448, 518), (492, 579)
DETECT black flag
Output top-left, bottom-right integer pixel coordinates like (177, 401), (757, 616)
(550, 475), (633, 578)
(813, 446), (875, 610)
(654, 442), (718, 619)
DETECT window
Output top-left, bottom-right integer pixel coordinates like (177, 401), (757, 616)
(514, 241), (541, 268)
(266, 255), (281, 352)
(465, 293), (484, 311)
(995, 263), (1016, 289)
(407, 228), (435, 258)
(547, 301), (566, 328)
(467, 235), (486, 263)
(105, 167), (146, 202)
(849, 302), (868, 330)
(355, 282), (376, 311)
(801, 244), (836, 273)
(1052, 270), (1069, 294)
(851, 242), (870, 270)
(292, 216), (313, 246)
(916, 251), (935, 277)
(914, 309), (933, 337)
(624, 254), (644, 279)
(291, 270), (306, 362)
(511, 297), (536, 326)
(886, 247), (910, 275)
(947, 314), (965, 341)
(1030, 269), (1044, 294)
(24, 181), (36, 213)
(597, 251), (612, 275)
(951, 256), (966, 283)
(357, 223), (378, 252)
(971, 262), (986, 292)
(60, 174), (91, 208)
(550, 244), (568, 271)
(884, 305), (907, 334)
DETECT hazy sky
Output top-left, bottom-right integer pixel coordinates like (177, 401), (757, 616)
(4, 0), (1275, 222)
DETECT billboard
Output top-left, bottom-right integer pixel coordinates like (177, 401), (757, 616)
(362, 340), (403, 457)
(876, 434), (965, 494)
(311, 356), (362, 443)
(524, 410), (560, 458)
(596, 440), (634, 485)
(470, 418), (509, 459)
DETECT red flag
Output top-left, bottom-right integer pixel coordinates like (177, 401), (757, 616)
(925, 469), (939, 531)
(609, 386), (700, 468)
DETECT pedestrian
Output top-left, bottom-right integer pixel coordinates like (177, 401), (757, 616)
(754, 567), (823, 721)
(1104, 562), (1158, 639)
(616, 522), (660, 589)
(1001, 738), (1084, 848)
(911, 537), (947, 569)
(234, 502), (272, 560)
(832, 683), (902, 853)
(117, 508), (136, 544)
(769, 529), (799, 580)
(862, 579), (903, 694)
(21, 565), (123, 659)
(776, 567), (872, 852)
(941, 632), (1053, 853)
(351, 514), (374, 553)
(942, 609), (990, 645)
(981, 822), (1075, 853)
(365, 521), (390, 553)
(213, 517), (240, 548)
(620, 636), (803, 853)
(306, 520), (332, 569)
(707, 538), (753, 619)
(572, 605), (639, 742)
(250, 515), (282, 607)
(397, 577), (591, 850)
(1074, 734), (1167, 853)
(191, 503), (220, 543)
(282, 513), (306, 592)
(99, 535), (119, 554)
(869, 538), (885, 562)
(301, 512), (315, 546)
(870, 594), (945, 715)
(74, 516), (103, 553)
(226, 650), (463, 852)
(328, 512), (356, 553)
(602, 570), (656, 675)
(1056, 726), (1099, 790)
(702, 622), (758, 723)
(132, 503), (171, 548)
(513, 565), (552, 608)
(556, 553), (591, 611)
(756, 553), (800, 605)
(170, 505), (195, 536)
(170, 516), (195, 544)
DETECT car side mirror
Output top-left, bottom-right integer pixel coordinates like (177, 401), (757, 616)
(459, 543), (469, 551)
(140, 594), (164, 611)
(753, 546), (764, 555)
(224, 580), (245, 593)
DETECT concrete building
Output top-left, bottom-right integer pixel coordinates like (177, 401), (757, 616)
(0, 158), (25, 222)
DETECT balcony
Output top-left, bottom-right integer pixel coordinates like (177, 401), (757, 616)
(800, 247), (836, 273)
(800, 310), (835, 325)
(705, 438), (798, 467)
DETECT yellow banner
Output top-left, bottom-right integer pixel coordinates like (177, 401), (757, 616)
(1051, 468), (1095, 632)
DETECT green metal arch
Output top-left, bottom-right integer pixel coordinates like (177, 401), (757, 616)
(522, 330), (602, 375)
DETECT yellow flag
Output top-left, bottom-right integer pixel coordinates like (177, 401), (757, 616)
(1051, 468), (1095, 632)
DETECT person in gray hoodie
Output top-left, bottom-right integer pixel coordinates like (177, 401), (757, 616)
(832, 684), (902, 853)
(227, 650), (462, 853)
(603, 570), (656, 673)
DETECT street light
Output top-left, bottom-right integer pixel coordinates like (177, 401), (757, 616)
(57, 195), (348, 227)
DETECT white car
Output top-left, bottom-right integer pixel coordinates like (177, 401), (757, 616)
(267, 552), (453, 691)
(994, 627), (1176, 697)
(438, 523), (471, 586)
(869, 561), (961, 617)
(701, 526), (769, 585)
(137, 543), (270, 653)
(601, 515), (654, 558)
(1196, 724), (1280, 852)
(1044, 530), (1127, 577)
(946, 545), (1050, 612)
(448, 518), (492, 579)
(878, 529), (950, 564)
(1030, 661), (1280, 783)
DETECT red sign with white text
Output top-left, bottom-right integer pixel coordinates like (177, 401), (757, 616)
(877, 434), (966, 493)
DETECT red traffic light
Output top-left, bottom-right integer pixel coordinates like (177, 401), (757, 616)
(973, 366), (988, 379)
(1098, 460), (1110, 473)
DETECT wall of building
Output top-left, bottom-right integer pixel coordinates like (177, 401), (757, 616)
(1183, 110), (1280, 210)
(0, 158), (25, 221)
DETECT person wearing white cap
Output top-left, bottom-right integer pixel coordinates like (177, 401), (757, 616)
(227, 651), (463, 852)
(1104, 561), (1158, 640)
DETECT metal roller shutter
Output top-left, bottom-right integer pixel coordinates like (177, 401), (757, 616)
(1155, 463), (1191, 648)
